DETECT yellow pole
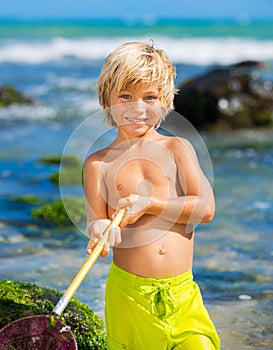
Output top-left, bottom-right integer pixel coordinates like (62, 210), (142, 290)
(53, 207), (126, 316)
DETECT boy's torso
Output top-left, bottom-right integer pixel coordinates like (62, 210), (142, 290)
(100, 137), (194, 278)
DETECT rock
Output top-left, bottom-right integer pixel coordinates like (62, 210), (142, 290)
(173, 61), (273, 130)
(0, 86), (37, 107)
(0, 279), (107, 349)
(13, 153), (85, 227)
(38, 154), (83, 186)
(31, 197), (86, 226)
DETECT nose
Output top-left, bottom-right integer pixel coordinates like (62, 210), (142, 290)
(131, 101), (146, 114)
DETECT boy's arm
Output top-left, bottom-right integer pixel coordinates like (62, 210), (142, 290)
(117, 138), (215, 227)
(83, 154), (108, 222)
(84, 154), (120, 257)
(152, 137), (215, 224)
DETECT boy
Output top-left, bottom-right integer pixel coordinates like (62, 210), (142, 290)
(84, 41), (220, 349)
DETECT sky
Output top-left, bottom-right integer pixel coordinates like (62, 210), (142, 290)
(0, 0), (273, 20)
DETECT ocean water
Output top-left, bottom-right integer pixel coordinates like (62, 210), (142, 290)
(0, 19), (273, 349)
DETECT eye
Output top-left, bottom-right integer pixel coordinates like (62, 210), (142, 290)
(120, 94), (131, 100)
(144, 95), (157, 102)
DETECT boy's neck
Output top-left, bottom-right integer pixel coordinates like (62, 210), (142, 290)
(116, 127), (159, 143)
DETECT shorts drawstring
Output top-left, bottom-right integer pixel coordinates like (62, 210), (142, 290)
(140, 281), (175, 318)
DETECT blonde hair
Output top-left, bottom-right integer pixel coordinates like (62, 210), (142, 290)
(97, 41), (176, 127)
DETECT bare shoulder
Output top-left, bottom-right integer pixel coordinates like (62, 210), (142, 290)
(162, 136), (197, 157)
(84, 146), (110, 171)
(85, 148), (105, 163)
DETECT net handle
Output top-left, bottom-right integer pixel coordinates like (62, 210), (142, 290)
(52, 207), (126, 316)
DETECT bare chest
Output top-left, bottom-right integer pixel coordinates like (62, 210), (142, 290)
(116, 158), (171, 197)
(103, 151), (178, 204)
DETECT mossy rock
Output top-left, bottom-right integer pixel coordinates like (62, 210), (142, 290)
(39, 154), (81, 168)
(13, 195), (45, 205)
(31, 197), (86, 226)
(0, 86), (37, 107)
(39, 154), (83, 186)
(0, 279), (107, 349)
(50, 166), (83, 186)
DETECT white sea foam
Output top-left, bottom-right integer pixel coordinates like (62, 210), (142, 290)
(0, 104), (56, 121)
(0, 98), (100, 122)
(1, 36), (273, 65)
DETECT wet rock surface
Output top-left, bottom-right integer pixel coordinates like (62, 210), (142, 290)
(0, 279), (107, 349)
(0, 86), (38, 107)
(173, 61), (273, 130)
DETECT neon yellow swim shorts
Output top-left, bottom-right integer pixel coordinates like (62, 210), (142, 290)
(105, 263), (220, 349)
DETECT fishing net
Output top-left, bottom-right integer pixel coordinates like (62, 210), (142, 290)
(0, 315), (77, 350)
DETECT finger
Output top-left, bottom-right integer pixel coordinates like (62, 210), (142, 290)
(117, 200), (130, 211)
(89, 230), (102, 243)
(120, 220), (128, 228)
(86, 238), (98, 254)
(119, 215), (130, 228)
(89, 238), (99, 247)
(108, 227), (121, 247)
(108, 227), (116, 247)
(86, 248), (92, 255)
(86, 241), (93, 255)
(114, 227), (122, 246)
(101, 242), (110, 258)
(111, 207), (126, 219)
(91, 222), (103, 240)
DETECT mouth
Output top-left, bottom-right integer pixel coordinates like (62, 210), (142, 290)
(124, 116), (149, 125)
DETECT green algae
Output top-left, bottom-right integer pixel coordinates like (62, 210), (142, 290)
(39, 154), (81, 168)
(0, 279), (107, 349)
(12, 195), (85, 227)
(0, 86), (37, 107)
(51, 165), (82, 186)
(31, 197), (86, 226)
(13, 195), (45, 205)
(39, 154), (83, 186)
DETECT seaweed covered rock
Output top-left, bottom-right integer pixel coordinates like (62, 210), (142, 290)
(173, 61), (273, 130)
(30, 153), (85, 227)
(14, 153), (85, 227)
(39, 154), (83, 186)
(31, 197), (86, 226)
(13, 195), (85, 226)
(0, 86), (37, 107)
(0, 280), (107, 349)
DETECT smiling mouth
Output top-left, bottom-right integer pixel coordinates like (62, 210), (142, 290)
(125, 117), (149, 125)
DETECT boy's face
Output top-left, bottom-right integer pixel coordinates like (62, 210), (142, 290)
(109, 83), (163, 136)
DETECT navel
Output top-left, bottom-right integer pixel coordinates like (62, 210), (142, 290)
(117, 184), (123, 190)
(158, 247), (167, 255)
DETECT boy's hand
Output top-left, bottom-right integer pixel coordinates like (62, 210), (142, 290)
(86, 219), (122, 258)
(116, 194), (151, 227)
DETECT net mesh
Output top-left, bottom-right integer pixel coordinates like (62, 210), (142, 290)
(0, 315), (77, 350)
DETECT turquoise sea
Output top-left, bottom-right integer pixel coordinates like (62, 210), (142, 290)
(0, 19), (273, 349)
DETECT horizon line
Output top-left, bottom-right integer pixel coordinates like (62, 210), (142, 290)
(1, 16), (273, 24)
